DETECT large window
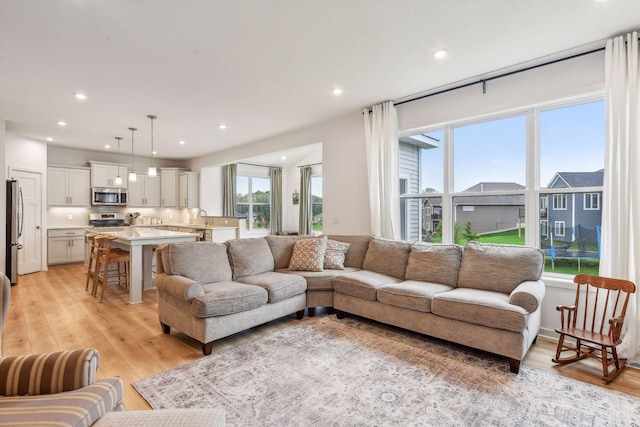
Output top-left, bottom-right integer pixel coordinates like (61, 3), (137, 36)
(311, 175), (323, 232)
(400, 97), (604, 275)
(236, 175), (271, 230)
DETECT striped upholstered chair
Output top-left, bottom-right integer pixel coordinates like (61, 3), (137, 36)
(0, 274), (124, 426)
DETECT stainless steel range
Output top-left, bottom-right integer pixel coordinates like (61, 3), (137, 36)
(89, 212), (129, 231)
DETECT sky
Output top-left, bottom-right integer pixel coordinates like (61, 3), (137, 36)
(420, 100), (605, 193)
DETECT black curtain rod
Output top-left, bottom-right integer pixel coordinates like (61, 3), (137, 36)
(394, 46), (606, 107)
(298, 162), (322, 168)
(237, 162), (281, 170)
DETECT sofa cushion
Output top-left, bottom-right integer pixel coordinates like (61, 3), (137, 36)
(324, 239), (351, 270)
(327, 235), (372, 268)
(405, 243), (462, 286)
(288, 236), (328, 271)
(362, 238), (411, 279)
(333, 270), (402, 301)
(431, 288), (529, 333)
(161, 242), (232, 283)
(236, 272), (307, 303)
(226, 238), (275, 279)
(377, 280), (455, 313)
(191, 282), (268, 318)
(276, 267), (360, 291)
(457, 242), (544, 294)
(265, 235), (308, 269)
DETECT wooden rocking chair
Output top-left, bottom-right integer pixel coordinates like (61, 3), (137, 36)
(552, 274), (636, 382)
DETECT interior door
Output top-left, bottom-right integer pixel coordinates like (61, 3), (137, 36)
(9, 168), (43, 275)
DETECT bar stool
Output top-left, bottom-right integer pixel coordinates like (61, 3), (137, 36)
(85, 233), (99, 291)
(92, 235), (130, 303)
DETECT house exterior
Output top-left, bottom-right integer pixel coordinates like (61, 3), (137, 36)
(541, 170), (603, 247)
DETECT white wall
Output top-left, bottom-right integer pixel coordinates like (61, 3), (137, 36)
(0, 119), (6, 275)
(187, 113), (370, 235)
(47, 145), (185, 170)
(6, 132), (48, 173)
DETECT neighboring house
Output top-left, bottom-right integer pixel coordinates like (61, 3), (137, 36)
(541, 169), (603, 244)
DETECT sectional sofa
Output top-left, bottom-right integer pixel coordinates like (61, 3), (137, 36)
(154, 235), (545, 373)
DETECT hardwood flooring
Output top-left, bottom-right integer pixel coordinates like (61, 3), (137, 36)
(3, 265), (639, 410)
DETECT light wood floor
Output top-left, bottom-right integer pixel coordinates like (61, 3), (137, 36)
(3, 265), (640, 410)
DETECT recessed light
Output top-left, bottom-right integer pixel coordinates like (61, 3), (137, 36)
(74, 93), (87, 100)
(179, 140), (185, 145)
(56, 120), (67, 126)
(219, 124), (227, 130)
(281, 156), (286, 160)
(105, 144), (111, 149)
(433, 49), (448, 59)
(152, 150), (157, 155)
(46, 137), (53, 142)
(332, 88), (343, 95)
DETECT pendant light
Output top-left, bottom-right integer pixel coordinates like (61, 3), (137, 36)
(114, 137), (123, 186)
(128, 127), (137, 182)
(147, 114), (157, 177)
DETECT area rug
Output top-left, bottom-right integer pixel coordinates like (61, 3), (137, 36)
(134, 316), (640, 426)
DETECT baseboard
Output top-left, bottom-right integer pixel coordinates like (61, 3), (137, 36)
(538, 327), (559, 341)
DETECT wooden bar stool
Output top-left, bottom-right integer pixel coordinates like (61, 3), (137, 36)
(85, 233), (99, 291)
(92, 235), (131, 303)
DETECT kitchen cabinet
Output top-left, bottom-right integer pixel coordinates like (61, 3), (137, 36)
(128, 173), (161, 207)
(91, 162), (128, 188)
(160, 168), (186, 207)
(47, 228), (86, 265)
(47, 166), (91, 206)
(179, 172), (199, 208)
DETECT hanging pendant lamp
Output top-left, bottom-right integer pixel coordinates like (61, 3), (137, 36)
(114, 136), (123, 185)
(128, 127), (137, 182)
(147, 114), (157, 177)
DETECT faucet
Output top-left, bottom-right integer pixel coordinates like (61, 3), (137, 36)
(199, 209), (208, 226)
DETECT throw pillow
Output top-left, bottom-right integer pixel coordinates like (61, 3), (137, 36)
(289, 236), (328, 272)
(324, 239), (351, 270)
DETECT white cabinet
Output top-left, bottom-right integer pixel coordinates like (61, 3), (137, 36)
(179, 172), (199, 208)
(47, 229), (86, 265)
(160, 168), (184, 207)
(47, 166), (91, 206)
(91, 162), (128, 188)
(128, 173), (161, 207)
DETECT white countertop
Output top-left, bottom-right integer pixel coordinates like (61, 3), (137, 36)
(98, 227), (198, 241)
(131, 223), (238, 230)
(47, 225), (93, 230)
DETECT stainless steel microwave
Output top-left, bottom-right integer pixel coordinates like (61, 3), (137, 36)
(91, 187), (127, 206)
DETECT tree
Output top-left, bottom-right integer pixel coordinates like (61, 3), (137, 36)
(461, 221), (479, 242)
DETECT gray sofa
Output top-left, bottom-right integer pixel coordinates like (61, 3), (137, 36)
(154, 236), (544, 373)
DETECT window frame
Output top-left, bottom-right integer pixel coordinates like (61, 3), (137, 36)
(236, 171), (271, 231)
(553, 194), (567, 210)
(554, 221), (566, 237)
(584, 192), (600, 210)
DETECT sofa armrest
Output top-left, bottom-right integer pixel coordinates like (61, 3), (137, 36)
(0, 348), (98, 396)
(155, 273), (204, 302)
(509, 280), (545, 313)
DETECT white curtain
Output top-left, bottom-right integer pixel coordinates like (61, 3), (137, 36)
(364, 101), (400, 239)
(600, 32), (640, 362)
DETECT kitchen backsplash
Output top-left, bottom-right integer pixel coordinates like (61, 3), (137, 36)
(47, 206), (219, 227)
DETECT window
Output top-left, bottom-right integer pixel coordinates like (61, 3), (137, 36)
(584, 193), (600, 210)
(553, 194), (567, 210)
(311, 175), (323, 232)
(236, 175), (271, 230)
(401, 98), (604, 275)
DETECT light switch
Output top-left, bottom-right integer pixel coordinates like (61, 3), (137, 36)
(67, 214), (73, 221)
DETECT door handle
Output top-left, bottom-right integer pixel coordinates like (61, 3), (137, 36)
(36, 225), (41, 230)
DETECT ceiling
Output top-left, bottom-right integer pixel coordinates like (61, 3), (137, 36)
(1, 1), (639, 163)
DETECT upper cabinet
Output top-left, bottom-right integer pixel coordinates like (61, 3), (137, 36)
(160, 168), (183, 207)
(179, 172), (199, 208)
(90, 161), (128, 188)
(47, 166), (91, 206)
(128, 173), (161, 207)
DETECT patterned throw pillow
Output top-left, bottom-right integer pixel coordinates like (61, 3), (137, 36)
(288, 236), (328, 272)
(324, 239), (351, 270)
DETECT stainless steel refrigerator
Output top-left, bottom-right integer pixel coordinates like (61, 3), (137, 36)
(6, 179), (23, 285)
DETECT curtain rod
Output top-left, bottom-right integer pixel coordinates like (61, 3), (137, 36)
(393, 46), (606, 107)
(298, 162), (322, 168)
(237, 162), (281, 170)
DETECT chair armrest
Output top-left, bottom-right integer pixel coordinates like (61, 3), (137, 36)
(0, 348), (98, 396)
(154, 273), (204, 302)
(609, 316), (625, 342)
(509, 280), (545, 313)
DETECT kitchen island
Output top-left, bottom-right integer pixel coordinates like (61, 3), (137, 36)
(98, 227), (198, 304)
